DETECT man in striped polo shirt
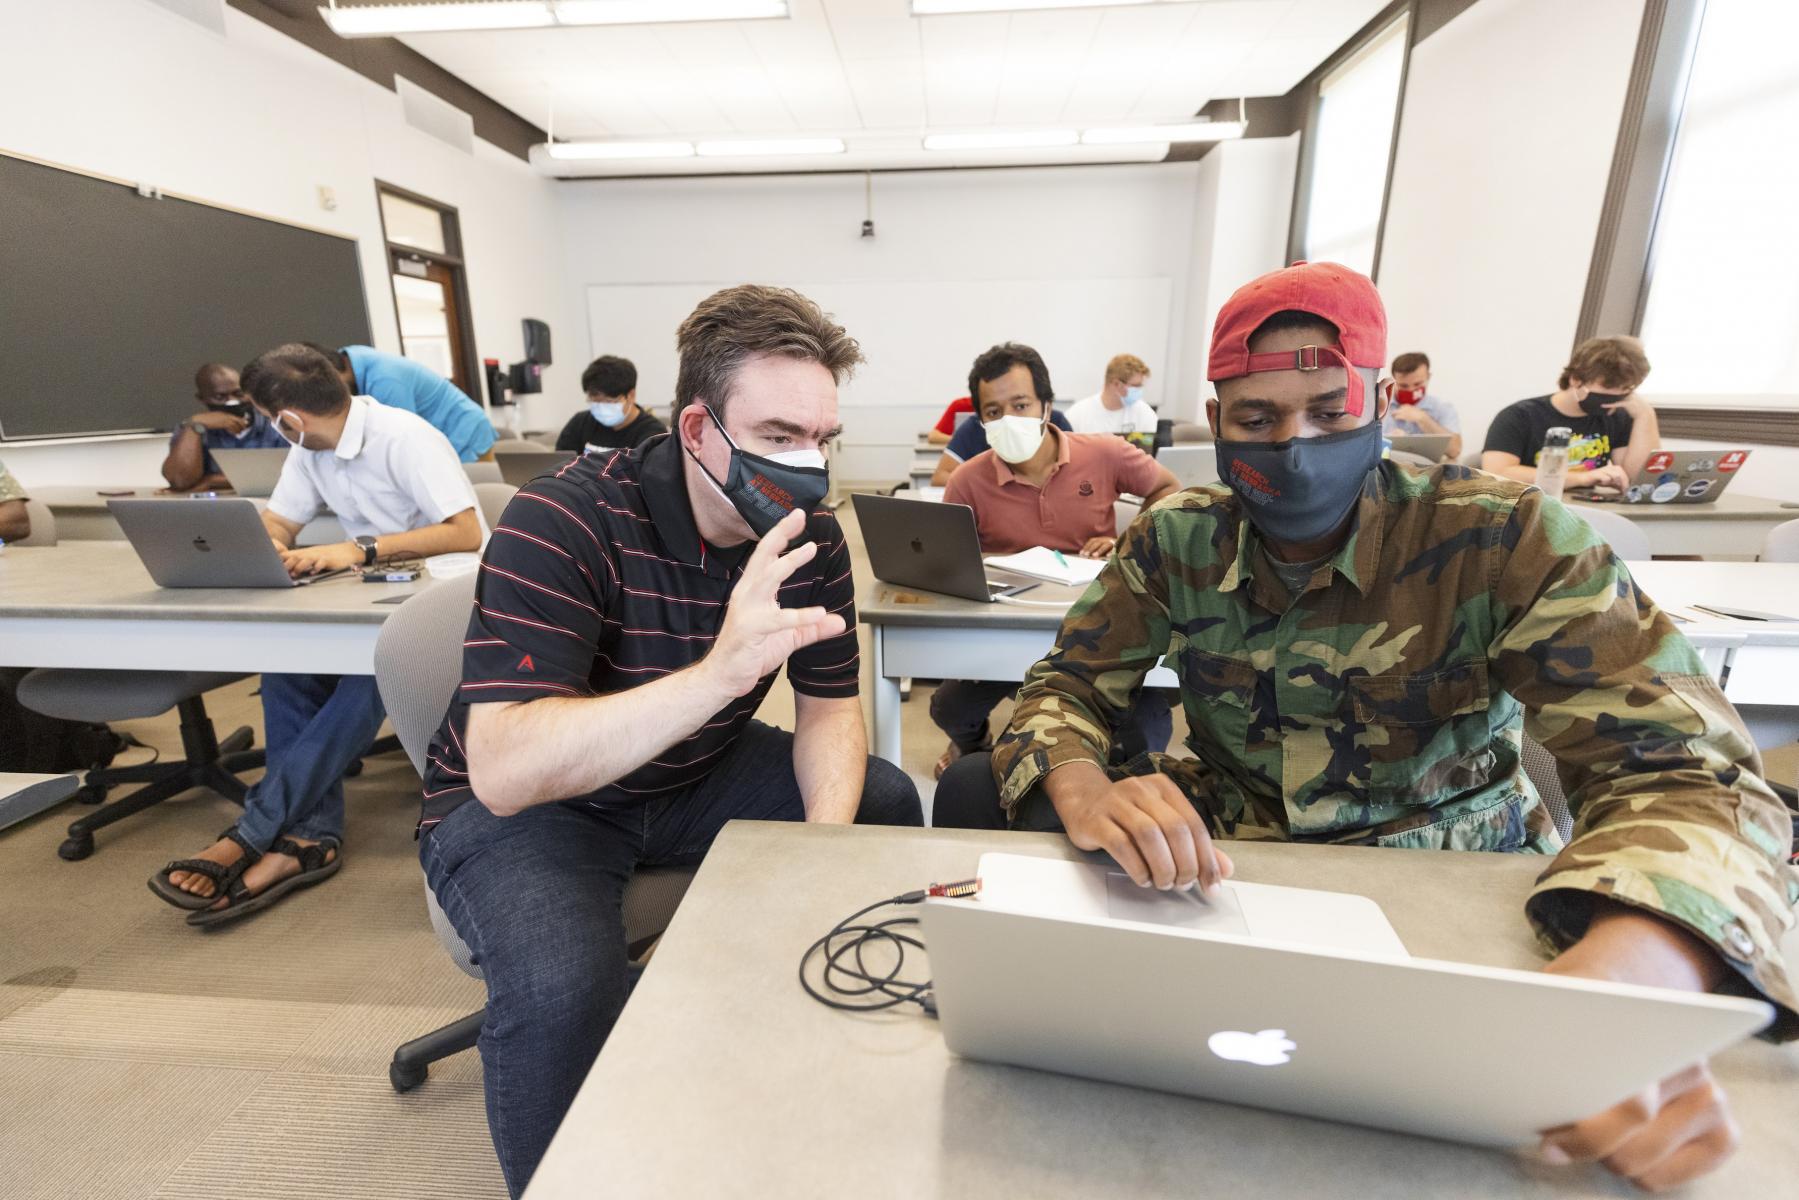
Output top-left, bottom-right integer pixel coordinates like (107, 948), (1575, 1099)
(418, 285), (921, 1196)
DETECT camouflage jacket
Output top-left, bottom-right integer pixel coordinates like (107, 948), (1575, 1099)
(993, 462), (1799, 1036)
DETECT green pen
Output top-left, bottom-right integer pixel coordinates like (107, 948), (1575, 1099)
(1052, 549), (1070, 569)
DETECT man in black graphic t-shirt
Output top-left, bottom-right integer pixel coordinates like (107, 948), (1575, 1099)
(420, 287), (922, 1197)
(1482, 335), (1658, 491)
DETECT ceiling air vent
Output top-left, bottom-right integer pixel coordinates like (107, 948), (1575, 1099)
(396, 76), (475, 156)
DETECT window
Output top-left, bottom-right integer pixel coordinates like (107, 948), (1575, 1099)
(1637, 1), (1799, 404)
(1299, 13), (1410, 277)
(375, 183), (480, 399)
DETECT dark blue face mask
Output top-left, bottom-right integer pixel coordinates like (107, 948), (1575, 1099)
(1214, 419), (1384, 546)
(685, 405), (830, 539)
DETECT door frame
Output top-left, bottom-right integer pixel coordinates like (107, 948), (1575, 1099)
(374, 181), (481, 400)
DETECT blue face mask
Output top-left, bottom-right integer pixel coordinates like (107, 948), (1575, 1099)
(589, 400), (627, 427)
(1123, 385), (1145, 407)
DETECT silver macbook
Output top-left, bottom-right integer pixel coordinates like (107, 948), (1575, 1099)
(211, 447), (291, 498)
(1155, 444), (1218, 489)
(1387, 433), (1453, 461)
(499, 450), (579, 488)
(110, 497), (350, 588)
(850, 492), (1033, 603)
(923, 853), (1771, 1148)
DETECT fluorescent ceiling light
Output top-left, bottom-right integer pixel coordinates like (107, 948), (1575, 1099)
(320, 0), (787, 37)
(546, 140), (696, 160)
(320, 3), (553, 35)
(695, 137), (845, 157)
(923, 129), (1078, 151)
(1081, 120), (1246, 145)
(913, 0), (1149, 13)
(555, 0), (788, 24)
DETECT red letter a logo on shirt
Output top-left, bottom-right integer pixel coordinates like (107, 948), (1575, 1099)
(517, 654), (536, 672)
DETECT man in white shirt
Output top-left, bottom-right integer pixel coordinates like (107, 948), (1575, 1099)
(151, 343), (483, 927)
(1066, 354), (1158, 436)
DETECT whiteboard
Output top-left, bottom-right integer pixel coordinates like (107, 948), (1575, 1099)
(583, 277), (1174, 438)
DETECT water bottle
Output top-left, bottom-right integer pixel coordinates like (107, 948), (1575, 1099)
(1537, 427), (1572, 501)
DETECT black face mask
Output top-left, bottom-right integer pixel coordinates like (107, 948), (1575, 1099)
(1579, 390), (1624, 418)
(685, 405), (830, 540)
(1214, 420), (1384, 546)
(205, 399), (250, 417)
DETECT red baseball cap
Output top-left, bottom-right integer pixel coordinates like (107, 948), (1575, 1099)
(1207, 261), (1388, 416)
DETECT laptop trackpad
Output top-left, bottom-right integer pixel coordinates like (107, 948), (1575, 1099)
(1105, 872), (1251, 937)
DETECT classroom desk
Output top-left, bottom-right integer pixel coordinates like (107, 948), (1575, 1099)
(1565, 491), (1793, 559)
(525, 821), (1799, 1200)
(911, 447), (943, 491)
(859, 561), (1798, 766)
(0, 541), (425, 676)
(31, 485), (347, 545)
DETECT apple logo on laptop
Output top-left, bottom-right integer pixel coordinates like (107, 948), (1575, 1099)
(909, 538), (924, 554)
(1208, 1029), (1296, 1066)
(192, 537), (212, 553)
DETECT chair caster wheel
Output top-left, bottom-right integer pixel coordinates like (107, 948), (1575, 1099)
(390, 1061), (427, 1093)
(58, 835), (95, 862)
(346, 759), (365, 778)
(76, 785), (107, 805)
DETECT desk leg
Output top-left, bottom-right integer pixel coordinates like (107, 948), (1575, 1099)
(872, 628), (903, 765)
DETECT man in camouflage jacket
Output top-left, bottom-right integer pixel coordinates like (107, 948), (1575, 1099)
(960, 262), (1795, 1191)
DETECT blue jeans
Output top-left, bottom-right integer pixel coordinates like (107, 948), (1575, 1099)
(234, 674), (386, 851)
(420, 720), (922, 1197)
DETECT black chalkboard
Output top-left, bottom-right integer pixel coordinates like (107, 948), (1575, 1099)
(0, 152), (372, 440)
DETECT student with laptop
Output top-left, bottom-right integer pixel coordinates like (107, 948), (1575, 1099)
(1481, 336), (1659, 490)
(554, 354), (666, 453)
(922, 395), (974, 446)
(1066, 353), (1158, 436)
(416, 285), (922, 1196)
(150, 344), (483, 926)
(1382, 350), (1461, 460)
(934, 262), (1795, 1189)
(932, 342), (1181, 779)
(160, 361), (289, 492)
(313, 342), (497, 463)
(928, 392), (1073, 486)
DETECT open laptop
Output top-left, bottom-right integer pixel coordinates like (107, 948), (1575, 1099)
(851, 492), (1034, 603)
(922, 852), (1771, 1148)
(1387, 433), (1453, 462)
(1155, 444), (1218, 489)
(1590, 448), (1753, 506)
(499, 449), (579, 488)
(110, 498), (351, 588)
(211, 447), (290, 498)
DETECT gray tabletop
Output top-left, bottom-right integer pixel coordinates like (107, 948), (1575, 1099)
(859, 580), (1087, 630)
(527, 823), (1799, 1199)
(28, 483), (177, 511)
(1565, 491), (1793, 521)
(0, 541), (425, 623)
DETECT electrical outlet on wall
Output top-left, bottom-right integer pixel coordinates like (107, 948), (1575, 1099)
(317, 185), (338, 212)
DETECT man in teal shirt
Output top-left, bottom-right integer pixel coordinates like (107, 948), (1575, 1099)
(321, 344), (496, 462)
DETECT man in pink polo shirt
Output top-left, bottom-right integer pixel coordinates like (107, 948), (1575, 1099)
(932, 342), (1181, 777)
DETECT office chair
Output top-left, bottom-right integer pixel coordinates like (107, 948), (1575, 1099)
(489, 438), (556, 454)
(13, 504), (263, 860)
(473, 482), (519, 530)
(1763, 518), (1799, 563)
(374, 573), (695, 1092)
(1569, 505), (1651, 562)
(462, 461), (504, 485)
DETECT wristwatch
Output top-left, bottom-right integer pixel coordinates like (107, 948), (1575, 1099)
(182, 419), (209, 436)
(353, 535), (379, 566)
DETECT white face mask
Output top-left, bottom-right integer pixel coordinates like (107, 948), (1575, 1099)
(984, 414), (1046, 464)
(1123, 385), (1145, 407)
(589, 400), (626, 427)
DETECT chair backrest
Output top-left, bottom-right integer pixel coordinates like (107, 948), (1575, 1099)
(1114, 499), (1140, 537)
(1170, 421), (1213, 445)
(473, 482), (519, 530)
(1569, 505), (1650, 561)
(373, 573), (478, 774)
(1520, 732), (1573, 842)
(15, 498), (57, 547)
(491, 438), (554, 454)
(1763, 518), (1799, 563)
(462, 461), (504, 485)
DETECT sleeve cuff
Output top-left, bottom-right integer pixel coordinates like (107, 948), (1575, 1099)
(993, 739), (1105, 817)
(1526, 854), (1799, 1042)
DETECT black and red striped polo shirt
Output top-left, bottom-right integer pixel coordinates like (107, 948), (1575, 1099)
(417, 432), (859, 833)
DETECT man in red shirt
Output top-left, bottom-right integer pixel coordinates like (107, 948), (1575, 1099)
(932, 342), (1181, 777)
(924, 395), (974, 446)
